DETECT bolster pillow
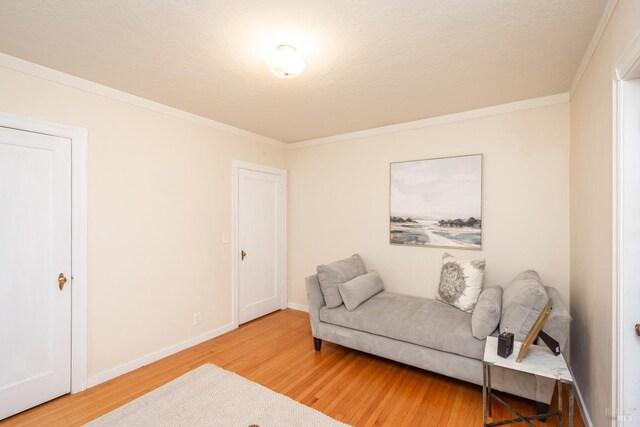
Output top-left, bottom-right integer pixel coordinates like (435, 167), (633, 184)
(338, 270), (385, 311)
(471, 287), (503, 340)
(317, 254), (367, 308)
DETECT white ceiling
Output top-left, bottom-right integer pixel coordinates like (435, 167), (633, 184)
(0, 0), (607, 143)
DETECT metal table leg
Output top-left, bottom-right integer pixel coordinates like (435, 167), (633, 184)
(558, 380), (563, 427)
(487, 363), (492, 418)
(568, 383), (575, 427)
(483, 363), (487, 426)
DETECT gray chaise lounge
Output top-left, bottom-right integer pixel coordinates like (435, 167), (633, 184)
(306, 274), (571, 409)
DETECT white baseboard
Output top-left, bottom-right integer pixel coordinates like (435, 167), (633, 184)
(568, 366), (593, 427)
(86, 323), (236, 388)
(287, 302), (309, 312)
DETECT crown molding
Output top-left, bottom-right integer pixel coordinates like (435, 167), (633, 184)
(613, 30), (640, 80)
(570, 0), (619, 96)
(0, 51), (574, 151)
(288, 93), (570, 149)
(0, 53), (287, 149)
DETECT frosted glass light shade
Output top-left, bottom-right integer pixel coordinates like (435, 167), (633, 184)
(266, 45), (306, 78)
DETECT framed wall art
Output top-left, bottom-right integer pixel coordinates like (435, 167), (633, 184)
(390, 154), (482, 249)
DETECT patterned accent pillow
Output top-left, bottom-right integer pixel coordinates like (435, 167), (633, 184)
(436, 252), (485, 313)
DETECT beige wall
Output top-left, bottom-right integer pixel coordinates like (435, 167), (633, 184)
(570, 0), (640, 423)
(0, 66), (287, 378)
(287, 103), (570, 310)
(3, 11), (628, 417)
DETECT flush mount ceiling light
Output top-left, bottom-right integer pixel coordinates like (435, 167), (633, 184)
(266, 45), (306, 79)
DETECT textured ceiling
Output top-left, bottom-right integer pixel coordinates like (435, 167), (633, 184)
(0, 0), (606, 142)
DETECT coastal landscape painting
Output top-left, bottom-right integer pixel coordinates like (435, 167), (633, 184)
(390, 154), (482, 249)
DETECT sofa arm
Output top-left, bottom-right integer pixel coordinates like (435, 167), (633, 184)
(542, 287), (571, 352)
(305, 275), (326, 337)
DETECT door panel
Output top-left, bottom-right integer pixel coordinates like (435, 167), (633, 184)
(621, 79), (640, 412)
(238, 168), (283, 324)
(0, 127), (72, 419)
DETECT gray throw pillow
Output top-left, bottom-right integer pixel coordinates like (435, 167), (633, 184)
(500, 270), (549, 341)
(338, 270), (385, 311)
(471, 287), (503, 340)
(316, 254), (367, 308)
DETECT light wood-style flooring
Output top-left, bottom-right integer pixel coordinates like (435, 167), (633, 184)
(2, 309), (584, 426)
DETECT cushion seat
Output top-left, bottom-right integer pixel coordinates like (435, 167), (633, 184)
(319, 291), (485, 360)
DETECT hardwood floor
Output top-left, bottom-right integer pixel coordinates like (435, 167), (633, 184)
(2, 309), (584, 426)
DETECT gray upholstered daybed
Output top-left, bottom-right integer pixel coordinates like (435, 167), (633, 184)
(305, 256), (571, 409)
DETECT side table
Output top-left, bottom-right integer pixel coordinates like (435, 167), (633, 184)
(483, 336), (574, 427)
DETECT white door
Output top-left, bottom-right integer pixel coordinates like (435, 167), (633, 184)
(237, 166), (284, 324)
(0, 127), (72, 420)
(620, 79), (640, 417)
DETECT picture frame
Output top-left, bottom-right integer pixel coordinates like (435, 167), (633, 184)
(390, 154), (482, 249)
(515, 300), (553, 363)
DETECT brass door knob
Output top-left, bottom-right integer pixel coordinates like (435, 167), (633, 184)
(241, 250), (247, 261)
(58, 273), (68, 291)
(636, 324), (640, 337)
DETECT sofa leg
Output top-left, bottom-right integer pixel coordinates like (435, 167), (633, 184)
(535, 402), (550, 423)
(313, 337), (322, 351)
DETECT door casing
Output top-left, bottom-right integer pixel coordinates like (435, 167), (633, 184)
(0, 113), (88, 394)
(612, 31), (640, 427)
(231, 160), (286, 328)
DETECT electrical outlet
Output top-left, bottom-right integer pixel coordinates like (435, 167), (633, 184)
(193, 312), (201, 325)
(222, 232), (229, 244)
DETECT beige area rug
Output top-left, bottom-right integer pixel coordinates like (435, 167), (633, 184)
(85, 364), (349, 427)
